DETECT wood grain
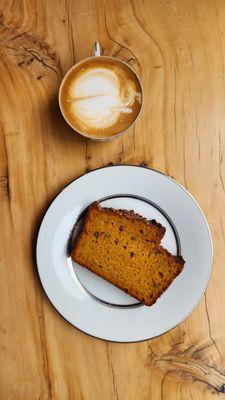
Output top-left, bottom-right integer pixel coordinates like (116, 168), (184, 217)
(0, 0), (225, 398)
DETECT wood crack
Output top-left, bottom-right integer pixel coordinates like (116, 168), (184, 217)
(192, 342), (212, 357)
(147, 340), (154, 356)
(85, 138), (91, 171)
(0, 14), (60, 79)
(130, 0), (164, 63)
(106, 343), (119, 400)
(104, 7), (142, 78)
(220, 214), (225, 242)
(23, 47), (58, 76)
(36, 297), (53, 400)
(66, 0), (76, 65)
(1, 130), (13, 227)
(204, 294), (223, 364)
(149, 352), (225, 393)
(147, 329), (225, 394)
(219, 130), (225, 194)
(161, 371), (172, 400)
(132, 124), (136, 152)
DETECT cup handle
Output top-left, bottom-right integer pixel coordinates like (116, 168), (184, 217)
(93, 42), (102, 57)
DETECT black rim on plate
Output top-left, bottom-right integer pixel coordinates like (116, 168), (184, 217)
(68, 193), (181, 309)
(36, 164), (213, 343)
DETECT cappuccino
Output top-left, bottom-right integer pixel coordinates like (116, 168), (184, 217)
(59, 57), (142, 138)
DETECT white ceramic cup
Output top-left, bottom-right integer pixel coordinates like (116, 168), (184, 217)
(58, 42), (143, 141)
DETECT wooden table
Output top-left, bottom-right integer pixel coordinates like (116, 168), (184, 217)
(0, 1), (224, 399)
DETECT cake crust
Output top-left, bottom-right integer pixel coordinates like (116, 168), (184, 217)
(71, 202), (185, 306)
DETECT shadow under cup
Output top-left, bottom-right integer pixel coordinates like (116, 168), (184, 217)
(58, 56), (143, 141)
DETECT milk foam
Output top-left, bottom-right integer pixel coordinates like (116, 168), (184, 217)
(68, 67), (140, 129)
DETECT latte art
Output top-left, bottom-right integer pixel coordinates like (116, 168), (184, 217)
(68, 68), (140, 129)
(59, 58), (142, 138)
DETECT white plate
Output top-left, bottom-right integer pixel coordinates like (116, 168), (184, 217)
(36, 165), (213, 342)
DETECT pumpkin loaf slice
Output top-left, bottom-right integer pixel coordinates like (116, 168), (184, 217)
(71, 202), (184, 306)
